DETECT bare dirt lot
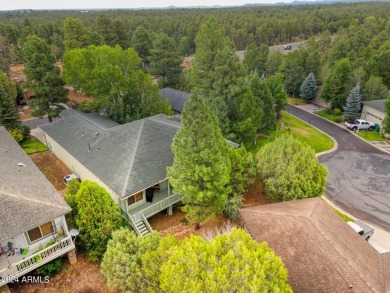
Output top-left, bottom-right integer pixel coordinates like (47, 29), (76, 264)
(8, 253), (116, 293)
(29, 152), (71, 194)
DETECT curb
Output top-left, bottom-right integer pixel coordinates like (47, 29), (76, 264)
(295, 105), (390, 155)
(283, 110), (339, 157)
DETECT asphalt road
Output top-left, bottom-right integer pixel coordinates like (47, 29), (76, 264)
(22, 117), (61, 129)
(288, 105), (390, 232)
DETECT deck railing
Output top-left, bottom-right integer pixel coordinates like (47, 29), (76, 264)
(130, 193), (184, 223)
(0, 236), (74, 283)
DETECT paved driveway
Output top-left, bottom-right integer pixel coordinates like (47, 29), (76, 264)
(22, 117), (61, 129)
(287, 106), (390, 232)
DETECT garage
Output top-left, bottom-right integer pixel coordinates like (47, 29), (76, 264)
(361, 99), (386, 126)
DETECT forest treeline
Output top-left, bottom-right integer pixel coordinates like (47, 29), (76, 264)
(0, 2), (390, 60)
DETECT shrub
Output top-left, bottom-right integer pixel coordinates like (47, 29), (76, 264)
(333, 108), (342, 116)
(334, 117), (342, 123)
(9, 128), (24, 142)
(324, 106), (332, 114)
(35, 258), (62, 277)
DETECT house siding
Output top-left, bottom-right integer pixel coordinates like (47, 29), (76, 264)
(44, 133), (120, 205)
(361, 105), (385, 126)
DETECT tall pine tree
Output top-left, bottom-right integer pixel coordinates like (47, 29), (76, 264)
(342, 84), (362, 122)
(22, 35), (68, 122)
(167, 94), (231, 228)
(0, 84), (21, 129)
(300, 73), (317, 101)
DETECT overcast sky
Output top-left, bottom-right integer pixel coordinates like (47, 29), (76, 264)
(1, 0), (294, 11)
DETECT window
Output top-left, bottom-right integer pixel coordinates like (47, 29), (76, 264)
(27, 221), (54, 243)
(127, 192), (143, 206)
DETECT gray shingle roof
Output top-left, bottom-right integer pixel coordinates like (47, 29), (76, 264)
(239, 198), (389, 293)
(0, 127), (71, 242)
(40, 109), (181, 199)
(362, 99), (386, 113)
(159, 88), (189, 113)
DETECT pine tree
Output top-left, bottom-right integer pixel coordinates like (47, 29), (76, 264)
(300, 73), (317, 101)
(0, 84), (21, 129)
(63, 17), (90, 51)
(149, 33), (182, 88)
(256, 135), (327, 202)
(65, 180), (122, 261)
(265, 73), (287, 120)
(167, 95), (231, 228)
(343, 84), (362, 122)
(131, 26), (153, 69)
(22, 35), (68, 122)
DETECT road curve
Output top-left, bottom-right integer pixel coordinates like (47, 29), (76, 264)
(287, 105), (390, 232)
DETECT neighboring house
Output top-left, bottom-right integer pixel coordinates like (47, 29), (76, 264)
(159, 88), (189, 113)
(361, 99), (386, 127)
(0, 127), (76, 287)
(239, 198), (390, 293)
(40, 109), (184, 236)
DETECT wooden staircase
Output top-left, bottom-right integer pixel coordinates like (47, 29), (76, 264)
(135, 218), (152, 236)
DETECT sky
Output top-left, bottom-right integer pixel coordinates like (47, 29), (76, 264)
(0, 0), (295, 11)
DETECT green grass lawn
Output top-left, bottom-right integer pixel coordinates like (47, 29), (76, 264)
(357, 130), (387, 141)
(315, 110), (343, 123)
(252, 112), (334, 154)
(325, 201), (354, 222)
(287, 97), (306, 105)
(21, 138), (47, 154)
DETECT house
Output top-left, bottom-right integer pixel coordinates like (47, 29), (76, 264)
(361, 99), (387, 127)
(239, 198), (390, 293)
(159, 88), (189, 113)
(0, 127), (76, 287)
(40, 109), (186, 236)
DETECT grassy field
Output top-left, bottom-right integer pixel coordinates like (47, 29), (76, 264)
(357, 130), (387, 141)
(315, 110), (343, 123)
(21, 138), (47, 154)
(252, 112), (334, 154)
(287, 97), (306, 105)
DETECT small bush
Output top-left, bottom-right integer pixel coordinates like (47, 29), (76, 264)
(333, 109), (342, 116)
(334, 117), (342, 123)
(9, 128), (24, 142)
(324, 107), (332, 114)
(35, 258), (62, 277)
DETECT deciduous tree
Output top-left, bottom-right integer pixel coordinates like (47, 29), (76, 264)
(256, 135), (327, 202)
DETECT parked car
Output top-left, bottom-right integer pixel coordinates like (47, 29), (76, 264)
(64, 173), (81, 184)
(283, 45), (292, 50)
(347, 220), (374, 241)
(344, 119), (375, 131)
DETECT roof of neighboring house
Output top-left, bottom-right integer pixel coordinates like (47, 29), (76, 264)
(239, 198), (389, 293)
(0, 127), (71, 242)
(159, 88), (190, 113)
(40, 109), (181, 199)
(362, 99), (386, 113)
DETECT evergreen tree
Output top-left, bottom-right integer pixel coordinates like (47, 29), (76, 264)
(256, 135), (327, 202)
(22, 35), (68, 122)
(320, 58), (352, 109)
(224, 147), (256, 221)
(250, 73), (275, 134)
(63, 17), (90, 51)
(131, 26), (153, 69)
(65, 180), (123, 261)
(265, 73), (287, 120)
(102, 228), (291, 293)
(0, 84), (21, 130)
(383, 97), (390, 133)
(300, 73), (317, 101)
(343, 84), (362, 122)
(167, 95), (231, 228)
(149, 33), (182, 88)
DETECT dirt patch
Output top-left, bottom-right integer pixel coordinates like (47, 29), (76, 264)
(8, 253), (116, 293)
(66, 88), (93, 104)
(149, 183), (270, 239)
(29, 152), (71, 193)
